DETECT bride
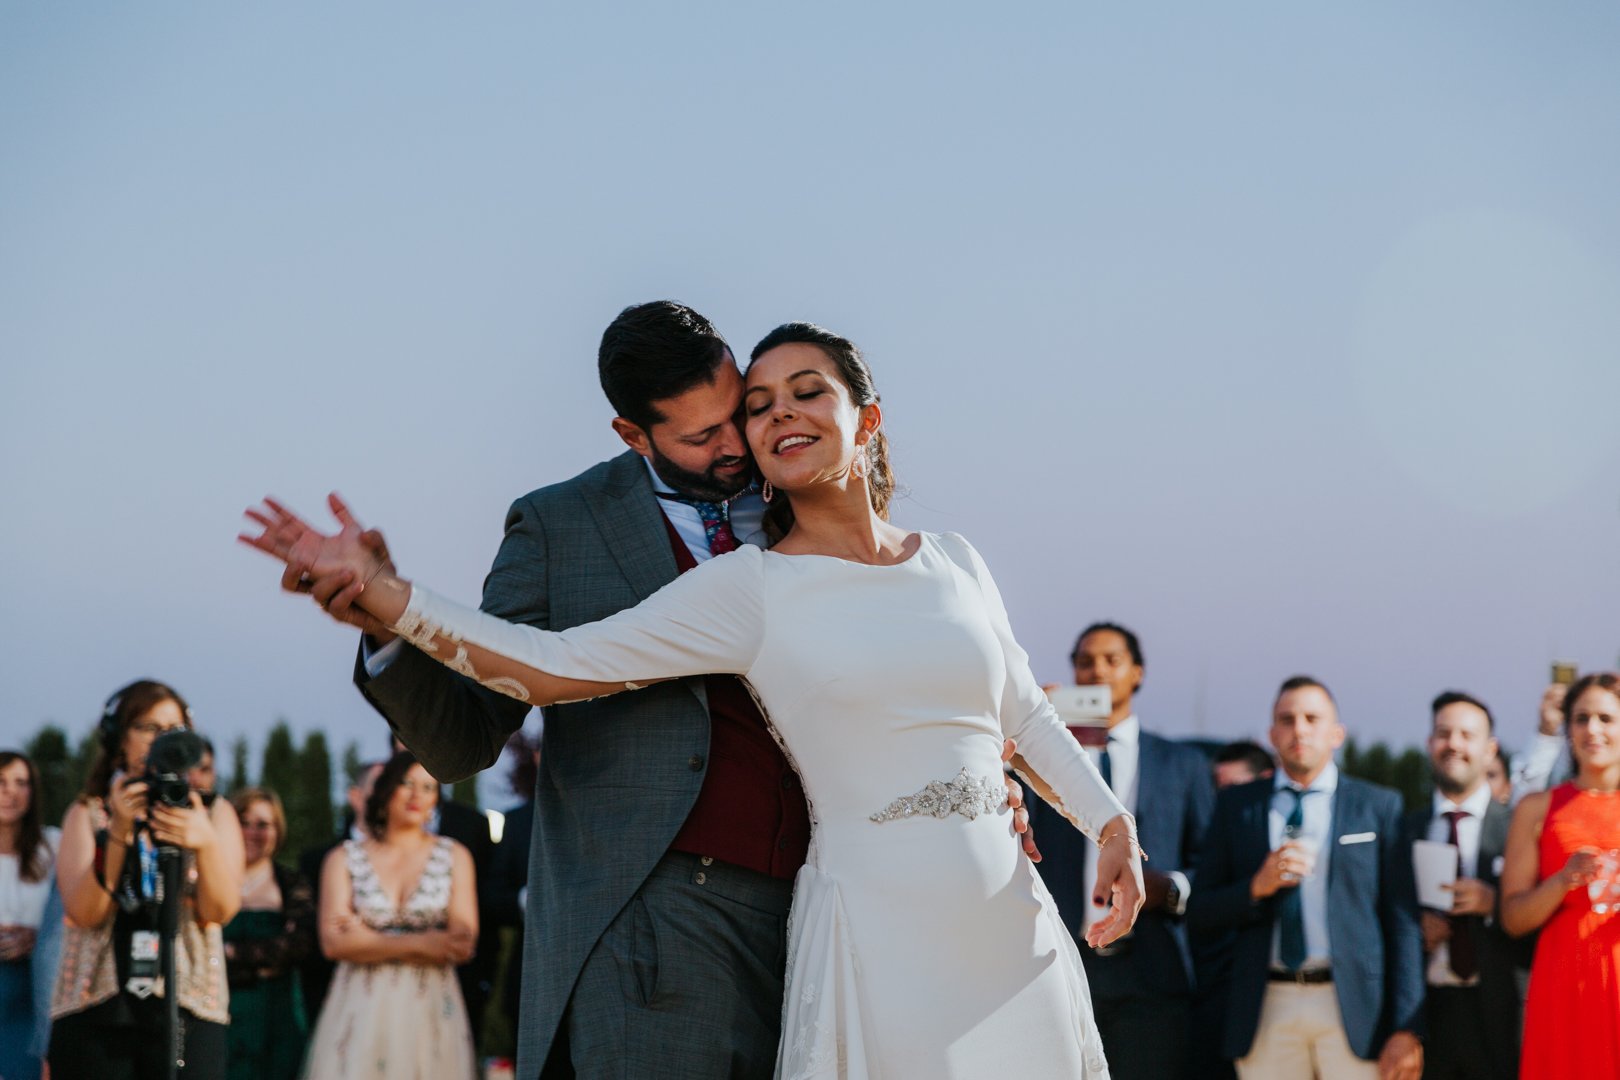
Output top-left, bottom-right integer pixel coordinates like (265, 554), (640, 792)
(243, 322), (1144, 1078)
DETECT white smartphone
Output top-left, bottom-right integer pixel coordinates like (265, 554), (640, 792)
(1047, 684), (1112, 726)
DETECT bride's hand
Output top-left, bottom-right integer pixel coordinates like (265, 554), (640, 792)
(240, 493), (380, 587)
(1085, 813), (1145, 949)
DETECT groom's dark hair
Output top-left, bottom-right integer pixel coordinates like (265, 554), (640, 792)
(598, 300), (733, 430)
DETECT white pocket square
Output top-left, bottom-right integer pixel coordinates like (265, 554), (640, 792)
(1338, 832), (1377, 845)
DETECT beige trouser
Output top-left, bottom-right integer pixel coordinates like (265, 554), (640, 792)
(1235, 982), (1380, 1080)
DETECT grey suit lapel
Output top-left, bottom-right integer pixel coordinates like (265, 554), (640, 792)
(581, 451), (707, 711)
(583, 451), (682, 603)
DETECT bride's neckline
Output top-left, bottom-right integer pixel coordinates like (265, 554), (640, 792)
(763, 531), (928, 569)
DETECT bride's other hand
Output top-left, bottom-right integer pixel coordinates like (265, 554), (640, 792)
(1085, 813), (1145, 949)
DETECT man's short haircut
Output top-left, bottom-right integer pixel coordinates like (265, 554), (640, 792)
(1071, 622), (1144, 673)
(597, 300), (732, 431)
(1274, 674), (1335, 708)
(1430, 689), (1495, 734)
(1215, 740), (1275, 776)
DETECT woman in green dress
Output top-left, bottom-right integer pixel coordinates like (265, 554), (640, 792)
(224, 788), (314, 1080)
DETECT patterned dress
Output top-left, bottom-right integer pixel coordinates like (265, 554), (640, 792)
(300, 837), (475, 1080)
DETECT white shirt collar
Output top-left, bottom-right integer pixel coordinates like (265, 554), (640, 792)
(1107, 715), (1140, 744)
(644, 457), (676, 495)
(1432, 783), (1492, 819)
(1275, 760), (1339, 795)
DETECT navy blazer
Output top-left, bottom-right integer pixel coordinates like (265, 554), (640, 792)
(1186, 773), (1424, 1062)
(1027, 729), (1215, 997)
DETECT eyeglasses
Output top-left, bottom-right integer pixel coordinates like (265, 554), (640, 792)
(130, 722), (187, 738)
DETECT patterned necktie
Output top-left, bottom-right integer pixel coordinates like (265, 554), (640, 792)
(1278, 786), (1318, 971)
(657, 492), (737, 556)
(1443, 810), (1478, 979)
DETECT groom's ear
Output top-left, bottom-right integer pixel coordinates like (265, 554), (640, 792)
(611, 417), (653, 459)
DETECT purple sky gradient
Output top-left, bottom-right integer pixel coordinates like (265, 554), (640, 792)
(3, 6), (1618, 804)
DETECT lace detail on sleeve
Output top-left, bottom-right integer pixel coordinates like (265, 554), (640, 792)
(393, 605), (532, 703)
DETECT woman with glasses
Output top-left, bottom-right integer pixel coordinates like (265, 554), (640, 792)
(224, 787), (315, 1080)
(48, 679), (244, 1080)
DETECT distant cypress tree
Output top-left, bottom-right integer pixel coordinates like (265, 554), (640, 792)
(71, 730), (99, 800)
(1392, 747), (1431, 812)
(340, 741), (363, 786)
(296, 732), (337, 858)
(259, 720), (301, 839)
(24, 725), (75, 828)
(228, 736), (252, 796)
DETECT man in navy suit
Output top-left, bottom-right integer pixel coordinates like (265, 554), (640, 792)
(1187, 676), (1424, 1080)
(1024, 622), (1214, 1079)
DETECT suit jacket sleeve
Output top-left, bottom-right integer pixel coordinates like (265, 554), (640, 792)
(1378, 791), (1426, 1037)
(1186, 786), (1271, 933)
(1181, 749), (1217, 887)
(358, 495), (552, 783)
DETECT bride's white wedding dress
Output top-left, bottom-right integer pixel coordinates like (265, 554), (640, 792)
(393, 532), (1123, 1078)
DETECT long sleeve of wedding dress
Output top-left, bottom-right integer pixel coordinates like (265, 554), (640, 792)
(931, 533), (1128, 842)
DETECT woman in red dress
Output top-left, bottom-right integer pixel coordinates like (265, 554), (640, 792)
(1503, 672), (1620, 1078)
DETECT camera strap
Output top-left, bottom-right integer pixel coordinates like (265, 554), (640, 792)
(124, 833), (166, 998)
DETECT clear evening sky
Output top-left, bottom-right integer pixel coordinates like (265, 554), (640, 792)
(3, 5), (1618, 789)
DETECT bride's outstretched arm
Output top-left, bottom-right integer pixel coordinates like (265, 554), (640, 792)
(241, 495), (763, 706)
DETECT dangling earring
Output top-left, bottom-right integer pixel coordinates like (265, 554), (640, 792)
(761, 480), (774, 503)
(850, 441), (869, 480)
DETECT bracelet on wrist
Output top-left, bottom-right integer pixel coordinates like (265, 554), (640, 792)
(1098, 831), (1149, 862)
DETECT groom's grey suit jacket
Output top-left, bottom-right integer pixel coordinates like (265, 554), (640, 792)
(357, 449), (723, 1075)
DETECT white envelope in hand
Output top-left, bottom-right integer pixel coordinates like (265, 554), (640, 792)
(1413, 839), (1459, 910)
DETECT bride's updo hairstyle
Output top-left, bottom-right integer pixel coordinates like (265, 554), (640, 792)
(747, 322), (896, 542)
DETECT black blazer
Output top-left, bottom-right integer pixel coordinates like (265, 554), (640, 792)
(1187, 773), (1424, 1062)
(1027, 729), (1215, 998)
(1402, 797), (1528, 1074)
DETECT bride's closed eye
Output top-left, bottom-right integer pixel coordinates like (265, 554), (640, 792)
(746, 389), (824, 417)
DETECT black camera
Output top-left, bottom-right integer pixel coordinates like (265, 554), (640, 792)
(143, 729), (207, 810)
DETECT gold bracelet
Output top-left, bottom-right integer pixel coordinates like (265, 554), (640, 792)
(363, 560), (389, 589)
(1099, 832), (1149, 862)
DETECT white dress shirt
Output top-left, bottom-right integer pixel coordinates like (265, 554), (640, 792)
(1269, 763), (1337, 971)
(1424, 783), (1492, 987)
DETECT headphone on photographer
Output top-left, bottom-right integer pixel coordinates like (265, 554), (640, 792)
(97, 679), (196, 759)
(98, 687), (129, 754)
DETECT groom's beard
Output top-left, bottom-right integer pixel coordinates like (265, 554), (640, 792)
(648, 441), (754, 503)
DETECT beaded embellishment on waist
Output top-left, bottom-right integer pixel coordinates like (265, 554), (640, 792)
(869, 768), (1006, 823)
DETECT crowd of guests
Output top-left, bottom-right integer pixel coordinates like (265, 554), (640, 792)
(1025, 622), (1620, 1080)
(0, 680), (532, 1080)
(1, 653), (1616, 1080)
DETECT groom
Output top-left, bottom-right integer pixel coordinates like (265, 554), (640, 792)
(293, 301), (1040, 1079)
(345, 301), (804, 1077)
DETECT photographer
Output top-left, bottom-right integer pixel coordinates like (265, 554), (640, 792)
(49, 680), (243, 1080)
